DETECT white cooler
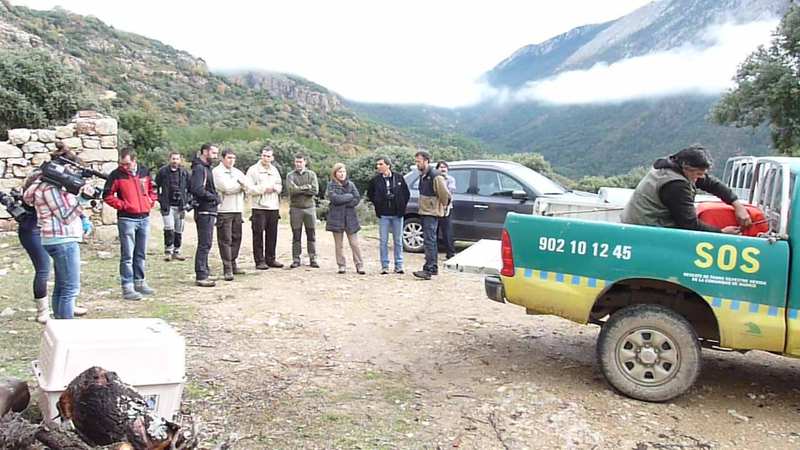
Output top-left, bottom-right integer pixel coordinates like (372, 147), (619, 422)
(32, 318), (185, 424)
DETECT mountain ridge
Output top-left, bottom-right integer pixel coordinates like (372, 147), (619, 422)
(356, 0), (785, 176)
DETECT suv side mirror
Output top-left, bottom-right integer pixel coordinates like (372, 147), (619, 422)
(511, 190), (528, 200)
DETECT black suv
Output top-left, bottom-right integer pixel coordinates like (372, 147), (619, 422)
(402, 160), (572, 252)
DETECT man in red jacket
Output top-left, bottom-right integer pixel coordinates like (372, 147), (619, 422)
(103, 147), (158, 300)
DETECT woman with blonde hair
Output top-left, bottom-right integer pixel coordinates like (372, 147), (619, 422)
(325, 163), (365, 274)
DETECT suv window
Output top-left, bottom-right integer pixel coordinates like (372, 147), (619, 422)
(476, 170), (524, 196)
(409, 169), (470, 194)
(449, 169), (471, 194)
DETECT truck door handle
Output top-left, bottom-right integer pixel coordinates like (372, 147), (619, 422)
(474, 204), (489, 209)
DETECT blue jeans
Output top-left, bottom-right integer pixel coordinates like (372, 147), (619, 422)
(43, 242), (80, 319)
(378, 216), (404, 270)
(118, 217), (150, 286)
(422, 215), (439, 273)
(18, 225), (50, 299)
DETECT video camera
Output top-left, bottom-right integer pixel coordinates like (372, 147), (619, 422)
(0, 189), (31, 222)
(40, 156), (108, 200)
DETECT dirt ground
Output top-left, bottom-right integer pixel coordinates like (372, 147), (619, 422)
(5, 212), (800, 449)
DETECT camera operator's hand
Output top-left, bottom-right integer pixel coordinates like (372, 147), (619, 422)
(81, 215), (93, 236)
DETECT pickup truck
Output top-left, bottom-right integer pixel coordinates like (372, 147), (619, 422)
(485, 157), (797, 402)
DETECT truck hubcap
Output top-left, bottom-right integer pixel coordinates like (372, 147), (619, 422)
(616, 328), (679, 387)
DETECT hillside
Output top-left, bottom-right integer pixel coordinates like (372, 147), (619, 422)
(0, 1), (412, 154)
(355, 0), (786, 177)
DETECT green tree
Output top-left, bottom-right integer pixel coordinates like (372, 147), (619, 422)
(0, 50), (84, 135)
(118, 109), (167, 169)
(713, 5), (800, 154)
(573, 167), (648, 193)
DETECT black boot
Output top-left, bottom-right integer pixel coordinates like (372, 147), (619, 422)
(172, 232), (186, 260)
(163, 230), (174, 261)
(174, 232), (182, 250)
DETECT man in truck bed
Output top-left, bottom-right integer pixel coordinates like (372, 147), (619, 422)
(621, 145), (752, 233)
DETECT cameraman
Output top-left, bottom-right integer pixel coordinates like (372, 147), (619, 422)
(22, 147), (93, 320)
(155, 152), (191, 262)
(190, 143), (220, 287)
(103, 147), (158, 301)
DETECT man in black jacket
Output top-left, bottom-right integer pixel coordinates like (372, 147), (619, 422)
(155, 152), (191, 261)
(367, 156), (410, 274)
(190, 143), (220, 287)
(622, 145), (752, 233)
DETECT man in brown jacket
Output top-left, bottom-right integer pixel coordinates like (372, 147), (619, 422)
(412, 150), (451, 280)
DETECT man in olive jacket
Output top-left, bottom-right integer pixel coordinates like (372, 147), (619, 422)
(622, 145), (752, 234)
(412, 150), (451, 280)
(286, 153), (320, 268)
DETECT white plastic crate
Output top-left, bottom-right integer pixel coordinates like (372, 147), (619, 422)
(32, 318), (185, 424)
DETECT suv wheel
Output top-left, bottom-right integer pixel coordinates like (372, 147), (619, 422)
(597, 304), (701, 402)
(403, 217), (424, 253)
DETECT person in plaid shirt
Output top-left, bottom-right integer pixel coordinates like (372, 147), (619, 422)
(23, 147), (94, 319)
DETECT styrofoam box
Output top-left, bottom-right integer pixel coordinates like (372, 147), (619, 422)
(32, 318), (185, 424)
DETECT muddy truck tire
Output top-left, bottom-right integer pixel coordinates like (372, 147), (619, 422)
(597, 304), (701, 402)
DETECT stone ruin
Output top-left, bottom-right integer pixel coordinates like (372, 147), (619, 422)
(0, 110), (119, 229)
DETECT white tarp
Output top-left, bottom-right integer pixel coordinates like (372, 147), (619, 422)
(444, 239), (501, 275)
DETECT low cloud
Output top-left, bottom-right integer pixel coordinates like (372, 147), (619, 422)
(511, 19), (779, 105)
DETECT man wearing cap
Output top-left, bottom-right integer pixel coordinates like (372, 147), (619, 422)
(622, 145), (752, 233)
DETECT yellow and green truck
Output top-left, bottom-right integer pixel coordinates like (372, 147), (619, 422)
(485, 157), (797, 402)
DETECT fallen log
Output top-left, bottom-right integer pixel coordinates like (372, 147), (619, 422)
(0, 378), (30, 417)
(57, 367), (191, 450)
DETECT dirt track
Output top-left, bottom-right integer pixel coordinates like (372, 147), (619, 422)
(141, 215), (800, 449)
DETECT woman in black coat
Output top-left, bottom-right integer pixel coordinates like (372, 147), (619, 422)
(326, 163), (365, 274)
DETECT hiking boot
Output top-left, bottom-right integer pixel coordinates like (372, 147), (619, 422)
(413, 270), (431, 280)
(256, 263), (269, 270)
(122, 284), (143, 301)
(195, 279), (216, 287)
(267, 261), (284, 268)
(134, 280), (155, 296)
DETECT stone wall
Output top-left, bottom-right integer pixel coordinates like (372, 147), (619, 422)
(0, 110), (119, 225)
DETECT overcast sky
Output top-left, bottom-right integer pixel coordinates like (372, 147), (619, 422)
(11, 0), (657, 106)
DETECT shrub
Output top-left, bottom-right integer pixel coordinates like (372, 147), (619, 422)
(0, 50), (85, 136)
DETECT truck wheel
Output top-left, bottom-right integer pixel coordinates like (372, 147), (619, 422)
(597, 304), (701, 402)
(403, 217), (424, 253)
